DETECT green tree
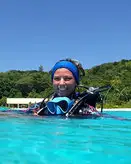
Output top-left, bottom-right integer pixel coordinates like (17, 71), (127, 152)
(38, 65), (44, 72)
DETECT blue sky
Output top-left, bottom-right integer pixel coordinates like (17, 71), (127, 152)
(0, 0), (130, 72)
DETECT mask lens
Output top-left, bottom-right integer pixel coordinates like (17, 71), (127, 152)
(46, 102), (56, 114)
(56, 100), (68, 113)
(46, 97), (74, 115)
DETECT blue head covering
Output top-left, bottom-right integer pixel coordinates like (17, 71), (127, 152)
(51, 60), (79, 84)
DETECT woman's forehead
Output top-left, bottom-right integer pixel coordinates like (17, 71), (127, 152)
(54, 68), (73, 75)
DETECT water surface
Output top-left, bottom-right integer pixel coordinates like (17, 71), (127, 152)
(0, 111), (131, 164)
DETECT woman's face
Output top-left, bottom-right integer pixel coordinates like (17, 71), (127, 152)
(53, 68), (76, 97)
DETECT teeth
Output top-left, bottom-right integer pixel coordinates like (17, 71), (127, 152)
(58, 86), (67, 91)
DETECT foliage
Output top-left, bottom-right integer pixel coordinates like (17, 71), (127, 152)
(0, 96), (7, 106)
(82, 59), (131, 108)
(0, 59), (131, 108)
(38, 65), (44, 72)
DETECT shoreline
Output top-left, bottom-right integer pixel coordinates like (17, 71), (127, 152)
(97, 108), (131, 111)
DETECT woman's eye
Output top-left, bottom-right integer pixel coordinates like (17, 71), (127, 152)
(53, 76), (72, 81)
(64, 77), (72, 81)
(54, 77), (60, 81)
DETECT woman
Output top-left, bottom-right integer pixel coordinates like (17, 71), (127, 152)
(35, 58), (100, 117)
(51, 59), (79, 97)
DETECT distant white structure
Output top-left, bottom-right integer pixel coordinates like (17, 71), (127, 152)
(7, 98), (44, 108)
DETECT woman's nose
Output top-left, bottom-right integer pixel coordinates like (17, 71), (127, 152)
(59, 78), (65, 85)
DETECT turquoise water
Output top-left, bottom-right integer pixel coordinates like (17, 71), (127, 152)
(0, 111), (131, 164)
(0, 107), (10, 111)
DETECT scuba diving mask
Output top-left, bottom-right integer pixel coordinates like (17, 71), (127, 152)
(46, 97), (74, 115)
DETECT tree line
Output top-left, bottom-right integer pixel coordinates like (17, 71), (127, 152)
(0, 59), (131, 108)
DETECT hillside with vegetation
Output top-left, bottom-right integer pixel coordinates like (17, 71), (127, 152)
(0, 59), (131, 108)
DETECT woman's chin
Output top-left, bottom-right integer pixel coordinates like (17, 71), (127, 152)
(58, 93), (67, 97)
(58, 91), (68, 97)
